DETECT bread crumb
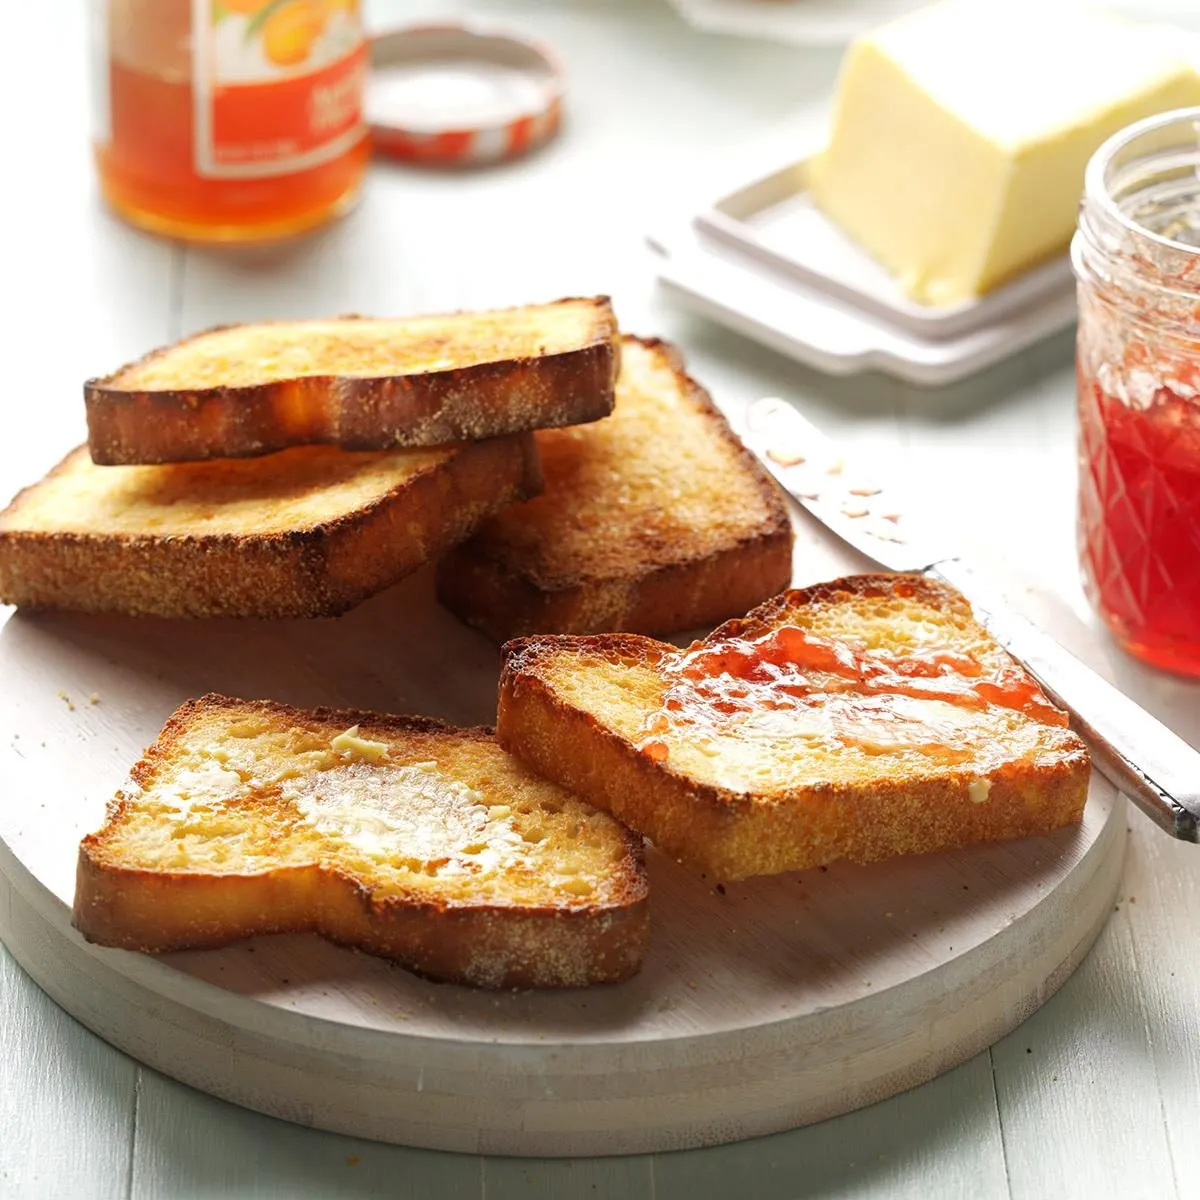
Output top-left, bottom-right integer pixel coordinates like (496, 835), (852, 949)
(88, 693), (100, 705)
(346, 1155), (360, 1167)
(766, 444), (806, 468)
(56, 690), (75, 712)
(687, 979), (697, 990)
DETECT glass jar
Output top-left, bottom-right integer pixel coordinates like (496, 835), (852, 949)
(91, 0), (370, 243)
(1073, 108), (1200, 677)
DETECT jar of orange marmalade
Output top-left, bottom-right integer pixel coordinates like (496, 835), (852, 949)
(1074, 108), (1200, 677)
(91, 0), (370, 242)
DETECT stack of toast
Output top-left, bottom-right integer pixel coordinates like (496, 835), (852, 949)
(0, 295), (1090, 990)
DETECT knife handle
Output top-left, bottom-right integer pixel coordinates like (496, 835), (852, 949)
(929, 558), (1200, 841)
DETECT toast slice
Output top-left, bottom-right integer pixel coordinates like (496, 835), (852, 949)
(74, 695), (650, 988)
(85, 297), (619, 465)
(497, 574), (1090, 881)
(0, 436), (540, 618)
(436, 337), (793, 640)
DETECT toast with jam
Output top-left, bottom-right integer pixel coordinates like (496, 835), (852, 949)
(74, 695), (650, 989)
(85, 296), (619, 465)
(496, 574), (1090, 880)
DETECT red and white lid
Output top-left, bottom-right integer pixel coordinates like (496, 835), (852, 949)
(367, 23), (564, 165)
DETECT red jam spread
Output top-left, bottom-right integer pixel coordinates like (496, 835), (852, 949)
(1078, 361), (1200, 676)
(638, 623), (1064, 764)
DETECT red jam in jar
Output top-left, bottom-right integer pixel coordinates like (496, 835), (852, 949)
(1073, 109), (1200, 677)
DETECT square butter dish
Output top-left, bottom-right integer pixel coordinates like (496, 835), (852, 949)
(647, 125), (1078, 387)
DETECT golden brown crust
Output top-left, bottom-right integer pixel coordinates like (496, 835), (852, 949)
(85, 298), (619, 465)
(74, 695), (650, 989)
(436, 525), (794, 642)
(709, 572), (974, 642)
(497, 576), (1092, 881)
(74, 856), (648, 988)
(436, 336), (794, 640)
(0, 437), (542, 618)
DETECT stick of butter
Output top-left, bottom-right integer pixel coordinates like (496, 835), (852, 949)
(810, 0), (1200, 306)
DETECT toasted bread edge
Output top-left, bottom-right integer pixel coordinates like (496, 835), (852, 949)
(437, 522), (794, 642)
(84, 298), (620, 465)
(0, 435), (542, 618)
(74, 695), (650, 988)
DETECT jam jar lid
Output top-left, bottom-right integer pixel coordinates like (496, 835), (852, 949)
(367, 23), (564, 165)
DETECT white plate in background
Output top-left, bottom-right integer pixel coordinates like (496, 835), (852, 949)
(665, 0), (1200, 46)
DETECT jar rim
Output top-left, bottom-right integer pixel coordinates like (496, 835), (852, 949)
(1085, 106), (1200, 257)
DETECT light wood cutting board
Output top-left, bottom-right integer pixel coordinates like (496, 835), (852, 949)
(0, 534), (1125, 1156)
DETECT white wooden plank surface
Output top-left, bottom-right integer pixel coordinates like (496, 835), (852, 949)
(132, 1072), (484, 1200)
(0, 6), (179, 490)
(2, 0), (1199, 1195)
(1091, 669), (1200, 1198)
(652, 1053), (1009, 1200)
(1122, 830), (1200, 1192)
(0, 942), (136, 1200)
(991, 897), (1179, 1200)
(179, 0), (842, 334)
(483, 1157), (654, 1200)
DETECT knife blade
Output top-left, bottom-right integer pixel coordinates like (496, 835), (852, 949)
(742, 396), (1200, 842)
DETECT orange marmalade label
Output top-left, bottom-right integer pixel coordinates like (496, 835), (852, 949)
(638, 624), (1066, 764)
(193, 0), (366, 178)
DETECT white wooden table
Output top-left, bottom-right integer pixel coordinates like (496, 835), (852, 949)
(4, 2), (1200, 1196)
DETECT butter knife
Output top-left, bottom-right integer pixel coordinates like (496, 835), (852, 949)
(743, 396), (1200, 841)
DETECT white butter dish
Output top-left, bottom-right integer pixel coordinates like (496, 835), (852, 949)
(694, 150), (1075, 340)
(647, 217), (1077, 387)
(648, 119), (1079, 387)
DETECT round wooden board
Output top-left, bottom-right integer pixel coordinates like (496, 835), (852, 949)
(0, 567), (1126, 1157)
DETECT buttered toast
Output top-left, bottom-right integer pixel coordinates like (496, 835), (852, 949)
(74, 695), (650, 988)
(497, 574), (1090, 881)
(437, 337), (793, 640)
(0, 436), (540, 618)
(86, 297), (619, 465)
